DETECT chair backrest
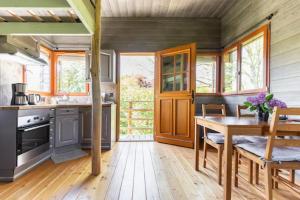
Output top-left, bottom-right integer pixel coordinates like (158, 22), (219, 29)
(265, 107), (300, 160)
(202, 104), (226, 117)
(236, 105), (255, 118)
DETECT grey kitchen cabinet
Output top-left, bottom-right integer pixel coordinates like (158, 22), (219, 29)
(86, 50), (116, 83)
(80, 104), (116, 150)
(55, 108), (79, 148)
(101, 50), (116, 83)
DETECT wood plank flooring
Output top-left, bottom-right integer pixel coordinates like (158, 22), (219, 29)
(0, 142), (296, 200)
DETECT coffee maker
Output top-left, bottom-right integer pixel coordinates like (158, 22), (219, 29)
(11, 83), (28, 105)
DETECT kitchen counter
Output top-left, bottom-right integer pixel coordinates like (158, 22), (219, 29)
(0, 103), (114, 110)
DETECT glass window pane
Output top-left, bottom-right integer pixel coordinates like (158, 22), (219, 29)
(223, 49), (238, 93)
(175, 53), (188, 73)
(56, 55), (86, 94)
(174, 73), (187, 91)
(241, 35), (264, 90)
(162, 74), (174, 92)
(196, 55), (217, 93)
(26, 51), (50, 92)
(161, 56), (174, 74)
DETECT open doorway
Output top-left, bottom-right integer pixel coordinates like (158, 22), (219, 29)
(119, 53), (155, 141)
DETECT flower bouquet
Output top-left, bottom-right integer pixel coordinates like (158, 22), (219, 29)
(244, 92), (287, 121)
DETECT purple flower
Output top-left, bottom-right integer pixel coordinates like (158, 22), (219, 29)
(269, 99), (287, 108)
(257, 92), (266, 104)
(247, 96), (259, 105)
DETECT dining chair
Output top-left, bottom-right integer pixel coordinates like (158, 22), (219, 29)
(235, 105), (261, 185)
(234, 107), (300, 200)
(202, 104), (252, 185)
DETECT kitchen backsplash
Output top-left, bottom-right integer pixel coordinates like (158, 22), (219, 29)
(0, 60), (23, 105)
(0, 59), (116, 105)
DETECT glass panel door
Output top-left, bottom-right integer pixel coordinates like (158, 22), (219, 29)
(161, 52), (189, 93)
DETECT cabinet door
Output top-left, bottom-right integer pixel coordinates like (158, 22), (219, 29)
(80, 109), (92, 144)
(102, 107), (111, 145)
(55, 116), (79, 147)
(101, 50), (115, 82)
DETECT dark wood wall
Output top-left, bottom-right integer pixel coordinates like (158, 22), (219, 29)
(101, 17), (221, 52)
(221, 0), (300, 107)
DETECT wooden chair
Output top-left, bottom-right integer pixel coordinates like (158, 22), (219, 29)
(202, 104), (226, 185)
(234, 107), (300, 200)
(235, 105), (261, 186)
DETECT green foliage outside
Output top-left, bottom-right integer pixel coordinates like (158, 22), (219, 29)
(119, 55), (154, 136)
(120, 75), (154, 135)
(57, 57), (86, 93)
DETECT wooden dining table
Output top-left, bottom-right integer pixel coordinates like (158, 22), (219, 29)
(194, 116), (270, 200)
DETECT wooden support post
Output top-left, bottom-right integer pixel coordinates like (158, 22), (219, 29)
(91, 0), (102, 176)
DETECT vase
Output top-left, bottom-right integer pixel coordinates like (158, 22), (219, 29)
(258, 109), (269, 122)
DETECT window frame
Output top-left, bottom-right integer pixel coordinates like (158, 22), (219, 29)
(23, 46), (53, 96)
(53, 51), (89, 96)
(195, 52), (221, 96)
(221, 24), (270, 96)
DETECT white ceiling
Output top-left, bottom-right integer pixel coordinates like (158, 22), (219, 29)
(98, 0), (236, 18)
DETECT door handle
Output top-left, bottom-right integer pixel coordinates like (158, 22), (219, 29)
(192, 90), (195, 104)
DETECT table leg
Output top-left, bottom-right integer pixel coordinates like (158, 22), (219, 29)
(224, 131), (233, 200)
(194, 120), (200, 171)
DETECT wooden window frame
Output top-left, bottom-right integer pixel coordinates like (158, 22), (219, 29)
(221, 24), (270, 96)
(53, 51), (89, 96)
(195, 52), (221, 96)
(23, 46), (53, 96)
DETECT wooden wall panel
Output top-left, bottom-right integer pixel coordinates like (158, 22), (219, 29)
(101, 17), (221, 52)
(221, 0), (300, 107)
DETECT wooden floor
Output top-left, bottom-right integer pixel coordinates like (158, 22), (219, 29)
(0, 142), (296, 200)
(119, 134), (154, 141)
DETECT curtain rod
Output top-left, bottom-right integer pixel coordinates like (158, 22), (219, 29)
(222, 11), (278, 48)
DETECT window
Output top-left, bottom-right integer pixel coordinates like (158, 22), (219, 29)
(54, 53), (88, 95)
(25, 48), (51, 94)
(196, 54), (218, 93)
(222, 25), (269, 94)
(161, 52), (189, 92)
(241, 34), (264, 91)
(223, 48), (238, 93)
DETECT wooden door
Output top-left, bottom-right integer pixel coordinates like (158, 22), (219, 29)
(154, 43), (196, 148)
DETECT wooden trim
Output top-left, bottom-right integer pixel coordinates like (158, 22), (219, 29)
(116, 51), (121, 142)
(53, 51), (89, 96)
(221, 24), (270, 96)
(195, 52), (221, 95)
(23, 46), (53, 96)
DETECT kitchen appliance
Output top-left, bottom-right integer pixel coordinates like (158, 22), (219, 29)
(28, 94), (41, 105)
(0, 36), (47, 65)
(17, 111), (50, 167)
(11, 83), (28, 105)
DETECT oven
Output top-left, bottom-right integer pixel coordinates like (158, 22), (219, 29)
(17, 114), (50, 166)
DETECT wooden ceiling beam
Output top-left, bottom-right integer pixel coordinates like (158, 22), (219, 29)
(7, 10), (25, 22)
(0, 0), (70, 9)
(66, 0), (95, 33)
(0, 22), (90, 35)
(47, 10), (62, 22)
(27, 10), (44, 22)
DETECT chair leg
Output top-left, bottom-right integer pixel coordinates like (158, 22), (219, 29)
(264, 164), (273, 200)
(234, 150), (239, 187)
(202, 140), (208, 168)
(217, 147), (222, 185)
(248, 160), (253, 184)
(254, 163), (259, 185)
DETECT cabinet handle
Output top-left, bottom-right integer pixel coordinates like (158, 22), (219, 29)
(192, 90), (195, 104)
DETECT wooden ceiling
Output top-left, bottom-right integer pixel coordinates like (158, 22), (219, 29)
(98, 0), (237, 18)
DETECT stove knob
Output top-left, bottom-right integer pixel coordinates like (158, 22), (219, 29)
(27, 119), (31, 123)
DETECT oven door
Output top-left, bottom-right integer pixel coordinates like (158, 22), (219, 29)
(17, 123), (50, 166)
